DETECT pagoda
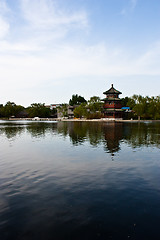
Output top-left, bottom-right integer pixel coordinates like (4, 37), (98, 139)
(102, 84), (123, 119)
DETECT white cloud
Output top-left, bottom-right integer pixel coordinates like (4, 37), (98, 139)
(0, 0), (11, 39)
(0, 16), (9, 39)
(1, 41), (160, 92)
(20, 0), (88, 31)
(120, 8), (126, 16)
(136, 42), (160, 75)
(1, 38), (160, 106)
(0, 0), (9, 13)
(0, 0), (159, 105)
(120, 0), (138, 15)
(0, 40), (42, 53)
(131, 0), (138, 10)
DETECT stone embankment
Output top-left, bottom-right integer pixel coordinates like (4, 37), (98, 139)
(7, 118), (160, 122)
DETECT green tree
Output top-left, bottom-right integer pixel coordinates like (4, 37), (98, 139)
(57, 104), (68, 118)
(88, 96), (103, 113)
(0, 102), (24, 118)
(27, 103), (50, 118)
(132, 95), (149, 120)
(69, 94), (86, 106)
(73, 103), (87, 118)
(0, 104), (3, 117)
(121, 96), (136, 109)
(147, 96), (160, 119)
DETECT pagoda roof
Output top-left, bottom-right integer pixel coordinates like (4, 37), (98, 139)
(101, 97), (121, 101)
(104, 109), (124, 112)
(103, 84), (122, 95)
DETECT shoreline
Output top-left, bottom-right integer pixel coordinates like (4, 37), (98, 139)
(1, 118), (160, 123)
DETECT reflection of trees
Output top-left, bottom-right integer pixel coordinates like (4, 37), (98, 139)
(26, 122), (57, 138)
(27, 123), (46, 137)
(1, 121), (160, 152)
(56, 122), (69, 138)
(56, 122), (123, 154)
(56, 121), (160, 153)
(0, 124), (24, 139)
(87, 123), (104, 146)
(68, 122), (88, 145)
(56, 122), (104, 146)
(68, 122), (104, 146)
(123, 122), (160, 148)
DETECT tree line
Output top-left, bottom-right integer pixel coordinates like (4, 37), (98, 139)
(65, 94), (160, 120)
(0, 102), (56, 118)
(0, 94), (160, 119)
(121, 95), (160, 120)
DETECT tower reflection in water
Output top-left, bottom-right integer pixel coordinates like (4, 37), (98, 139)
(103, 122), (123, 156)
(57, 121), (124, 156)
(1, 121), (159, 153)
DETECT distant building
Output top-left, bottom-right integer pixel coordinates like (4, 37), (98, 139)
(57, 105), (75, 119)
(68, 105), (74, 118)
(45, 104), (61, 110)
(15, 110), (29, 118)
(121, 107), (130, 111)
(102, 84), (123, 119)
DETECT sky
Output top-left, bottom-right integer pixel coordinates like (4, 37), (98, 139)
(0, 0), (160, 106)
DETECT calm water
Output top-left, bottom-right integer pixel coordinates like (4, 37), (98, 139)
(0, 121), (160, 240)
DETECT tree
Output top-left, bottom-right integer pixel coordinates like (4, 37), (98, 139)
(88, 96), (103, 113)
(0, 102), (24, 118)
(147, 96), (160, 120)
(73, 96), (104, 119)
(73, 103), (87, 118)
(69, 94), (86, 106)
(122, 95), (160, 120)
(50, 108), (57, 117)
(57, 104), (68, 118)
(121, 97), (136, 109)
(27, 103), (50, 118)
(132, 95), (149, 120)
(0, 104), (3, 117)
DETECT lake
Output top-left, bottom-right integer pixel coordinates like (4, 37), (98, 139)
(0, 120), (160, 240)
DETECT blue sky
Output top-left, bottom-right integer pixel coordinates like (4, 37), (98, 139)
(0, 0), (160, 106)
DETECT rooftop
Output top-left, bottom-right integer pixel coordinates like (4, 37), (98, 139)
(103, 84), (122, 95)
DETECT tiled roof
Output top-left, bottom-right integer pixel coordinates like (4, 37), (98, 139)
(103, 84), (122, 95)
(101, 97), (121, 101)
(104, 109), (124, 112)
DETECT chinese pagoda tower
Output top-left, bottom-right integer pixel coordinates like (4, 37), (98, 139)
(102, 84), (123, 119)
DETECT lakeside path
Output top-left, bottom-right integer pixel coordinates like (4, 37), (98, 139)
(6, 118), (160, 123)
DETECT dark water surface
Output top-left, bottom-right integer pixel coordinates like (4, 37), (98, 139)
(0, 121), (160, 240)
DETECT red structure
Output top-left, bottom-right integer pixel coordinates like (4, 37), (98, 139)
(102, 84), (123, 119)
